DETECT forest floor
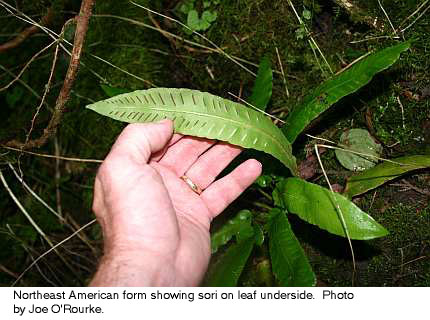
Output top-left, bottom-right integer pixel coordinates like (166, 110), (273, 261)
(0, 0), (429, 286)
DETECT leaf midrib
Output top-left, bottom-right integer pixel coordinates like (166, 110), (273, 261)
(112, 103), (291, 162)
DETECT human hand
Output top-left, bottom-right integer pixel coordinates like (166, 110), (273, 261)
(90, 120), (262, 286)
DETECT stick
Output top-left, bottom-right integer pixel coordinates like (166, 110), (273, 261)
(5, 0), (96, 150)
(0, 7), (53, 52)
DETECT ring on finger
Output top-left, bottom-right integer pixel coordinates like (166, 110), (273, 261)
(180, 175), (203, 195)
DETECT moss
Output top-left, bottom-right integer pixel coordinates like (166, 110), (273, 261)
(0, 0), (429, 286)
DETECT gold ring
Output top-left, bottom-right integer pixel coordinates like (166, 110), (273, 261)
(180, 175), (202, 195)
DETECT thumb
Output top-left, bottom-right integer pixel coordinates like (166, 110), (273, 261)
(109, 120), (174, 165)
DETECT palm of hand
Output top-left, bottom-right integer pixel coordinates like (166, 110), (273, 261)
(93, 122), (261, 286)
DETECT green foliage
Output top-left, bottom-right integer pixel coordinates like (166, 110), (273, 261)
(86, 88), (298, 175)
(295, 8), (312, 40)
(179, 0), (219, 32)
(276, 178), (389, 240)
(269, 209), (316, 286)
(335, 128), (383, 171)
(344, 155), (430, 198)
(204, 235), (255, 286)
(282, 42), (411, 143)
(86, 43), (414, 286)
(211, 210), (254, 253)
(248, 56), (273, 111)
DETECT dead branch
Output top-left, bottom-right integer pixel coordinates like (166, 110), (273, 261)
(0, 7), (54, 53)
(5, 0), (96, 150)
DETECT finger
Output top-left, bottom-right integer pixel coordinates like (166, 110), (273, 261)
(108, 120), (173, 165)
(201, 159), (262, 218)
(184, 142), (242, 189)
(151, 133), (183, 162)
(158, 136), (216, 175)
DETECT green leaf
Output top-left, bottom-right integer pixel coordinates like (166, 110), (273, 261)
(302, 8), (312, 20)
(202, 10), (217, 24)
(204, 237), (255, 286)
(101, 84), (130, 97)
(269, 209), (316, 286)
(211, 210), (253, 253)
(282, 42), (411, 142)
(335, 128), (382, 171)
(277, 178), (389, 240)
(248, 56), (273, 111)
(255, 174), (273, 188)
(87, 88), (298, 175)
(187, 9), (200, 30)
(344, 155), (430, 198)
(180, 0), (195, 14)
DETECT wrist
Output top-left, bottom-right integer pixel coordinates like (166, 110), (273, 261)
(90, 249), (176, 287)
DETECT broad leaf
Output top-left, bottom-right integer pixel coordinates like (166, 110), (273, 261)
(100, 84), (130, 97)
(344, 155), (430, 198)
(87, 88), (297, 175)
(248, 56), (273, 111)
(282, 42), (411, 142)
(204, 236), (255, 287)
(269, 209), (316, 286)
(211, 210), (254, 253)
(335, 128), (382, 171)
(277, 178), (388, 240)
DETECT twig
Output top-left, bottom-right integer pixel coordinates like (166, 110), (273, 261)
(350, 35), (400, 44)
(130, 1), (257, 77)
(0, 263), (21, 280)
(1, 146), (103, 163)
(378, 0), (397, 35)
(314, 144), (356, 282)
(335, 51), (372, 75)
(287, 0), (333, 74)
(12, 219), (96, 286)
(396, 96), (406, 129)
(0, 7), (53, 52)
(227, 92), (285, 124)
(5, 0), (96, 150)
(89, 52), (155, 87)
(23, 26), (62, 150)
(398, 0), (429, 27)
(399, 0), (430, 33)
(0, 64), (48, 107)
(9, 162), (98, 256)
(0, 168), (78, 279)
(392, 179), (430, 196)
(0, 40), (56, 91)
(8, 163), (66, 222)
(6, 225), (57, 286)
(275, 46), (289, 98)
(54, 137), (63, 218)
(94, 13), (300, 79)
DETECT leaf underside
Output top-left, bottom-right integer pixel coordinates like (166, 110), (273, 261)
(277, 178), (389, 240)
(282, 41), (411, 142)
(344, 155), (430, 198)
(87, 88), (297, 175)
(335, 128), (383, 171)
(269, 209), (316, 286)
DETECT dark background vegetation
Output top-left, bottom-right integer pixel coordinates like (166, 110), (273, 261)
(0, 0), (429, 286)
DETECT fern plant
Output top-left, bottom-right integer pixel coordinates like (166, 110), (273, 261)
(88, 42), (412, 286)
